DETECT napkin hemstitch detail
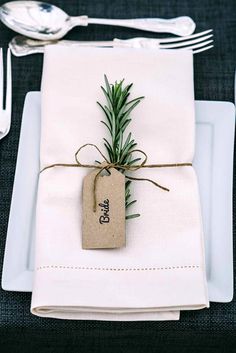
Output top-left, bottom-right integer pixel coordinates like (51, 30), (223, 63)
(36, 265), (200, 272)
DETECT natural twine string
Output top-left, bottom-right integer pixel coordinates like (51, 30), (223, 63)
(40, 143), (192, 212)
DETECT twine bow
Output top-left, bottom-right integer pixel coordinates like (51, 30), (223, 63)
(41, 143), (192, 212)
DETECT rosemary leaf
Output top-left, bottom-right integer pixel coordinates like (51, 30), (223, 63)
(100, 120), (112, 134)
(126, 200), (137, 209)
(126, 213), (141, 220)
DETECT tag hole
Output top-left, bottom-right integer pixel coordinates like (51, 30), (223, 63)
(100, 169), (111, 177)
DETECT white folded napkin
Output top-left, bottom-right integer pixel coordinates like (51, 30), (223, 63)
(31, 46), (209, 321)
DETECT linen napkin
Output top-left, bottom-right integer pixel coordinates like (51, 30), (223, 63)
(31, 46), (209, 321)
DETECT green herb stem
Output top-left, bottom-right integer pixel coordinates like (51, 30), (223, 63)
(97, 75), (144, 219)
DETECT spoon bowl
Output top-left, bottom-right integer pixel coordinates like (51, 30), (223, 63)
(0, 1), (74, 40)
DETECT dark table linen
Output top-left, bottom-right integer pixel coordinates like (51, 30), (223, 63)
(0, 0), (235, 352)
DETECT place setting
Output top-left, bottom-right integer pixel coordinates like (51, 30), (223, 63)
(0, 1), (234, 321)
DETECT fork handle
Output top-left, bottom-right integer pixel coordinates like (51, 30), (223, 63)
(10, 36), (163, 56)
(70, 16), (196, 37)
(113, 38), (161, 49)
(58, 38), (160, 49)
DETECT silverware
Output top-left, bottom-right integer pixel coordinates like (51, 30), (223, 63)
(235, 68), (236, 104)
(0, 48), (12, 139)
(9, 30), (213, 57)
(0, 1), (196, 40)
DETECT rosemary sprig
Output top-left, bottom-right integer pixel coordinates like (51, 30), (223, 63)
(97, 75), (144, 219)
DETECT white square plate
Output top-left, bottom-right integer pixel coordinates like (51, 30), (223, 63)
(2, 92), (235, 302)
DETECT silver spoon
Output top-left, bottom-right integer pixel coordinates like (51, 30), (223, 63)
(0, 1), (196, 41)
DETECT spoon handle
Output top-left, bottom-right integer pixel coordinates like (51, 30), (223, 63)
(70, 16), (195, 37)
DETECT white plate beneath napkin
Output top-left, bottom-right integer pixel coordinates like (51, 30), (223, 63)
(1, 92), (234, 302)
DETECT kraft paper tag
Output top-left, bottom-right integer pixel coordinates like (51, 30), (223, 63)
(82, 167), (126, 249)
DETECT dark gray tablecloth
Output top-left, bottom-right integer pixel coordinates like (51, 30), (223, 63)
(0, 0), (235, 352)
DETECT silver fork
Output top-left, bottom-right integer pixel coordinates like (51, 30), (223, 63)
(0, 48), (12, 139)
(10, 30), (213, 57)
(113, 29), (213, 53)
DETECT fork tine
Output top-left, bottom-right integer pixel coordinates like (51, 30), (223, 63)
(178, 39), (213, 51)
(160, 34), (213, 49)
(0, 48), (3, 110)
(5, 48), (12, 116)
(193, 45), (214, 54)
(158, 29), (213, 43)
